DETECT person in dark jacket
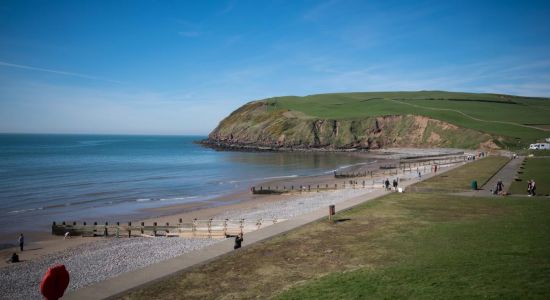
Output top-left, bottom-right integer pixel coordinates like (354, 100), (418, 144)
(226, 233), (244, 249)
(18, 233), (24, 251)
(6, 252), (19, 263)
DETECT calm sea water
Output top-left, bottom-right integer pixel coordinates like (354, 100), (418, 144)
(0, 134), (370, 239)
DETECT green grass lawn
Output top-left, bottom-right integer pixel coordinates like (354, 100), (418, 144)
(409, 156), (509, 192)
(266, 91), (550, 147)
(122, 195), (550, 300)
(527, 150), (550, 157)
(509, 158), (550, 196)
(276, 195), (550, 300)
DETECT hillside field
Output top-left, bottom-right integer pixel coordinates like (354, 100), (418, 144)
(266, 91), (550, 148)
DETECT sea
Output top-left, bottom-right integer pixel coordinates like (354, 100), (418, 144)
(0, 134), (371, 242)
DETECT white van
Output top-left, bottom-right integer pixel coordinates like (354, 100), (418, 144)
(529, 143), (550, 150)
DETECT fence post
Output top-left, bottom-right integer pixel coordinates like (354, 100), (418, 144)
(208, 219), (212, 238)
(224, 219), (228, 236)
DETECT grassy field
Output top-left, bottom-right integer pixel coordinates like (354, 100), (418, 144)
(527, 150), (550, 157)
(276, 195), (550, 299)
(409, 156), (509, 192)
(122, 158), (550, 300)
(509, 158), (550, 196)
(266, 91), (550, 147)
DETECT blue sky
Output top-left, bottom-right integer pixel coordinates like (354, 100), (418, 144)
(1, 0), (550, 135)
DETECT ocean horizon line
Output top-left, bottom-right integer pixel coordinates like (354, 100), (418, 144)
(0, 132), (209, 137)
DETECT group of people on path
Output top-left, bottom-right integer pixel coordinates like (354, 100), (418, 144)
(527, 179), (537, 196)
(384, 178), (399, 191)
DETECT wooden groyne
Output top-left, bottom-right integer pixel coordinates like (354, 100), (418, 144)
(251, 179), (388, 195)
(252, 155), (468, 195)
(52, 218), (284, 239)
(332, 155), (467, 179)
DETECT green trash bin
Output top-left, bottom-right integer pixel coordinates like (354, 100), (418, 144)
(471, 180), (478, 190)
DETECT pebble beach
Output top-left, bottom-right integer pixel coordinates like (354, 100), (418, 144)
(0, 186), (376, 300)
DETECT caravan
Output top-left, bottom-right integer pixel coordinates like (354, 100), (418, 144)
(529, 143), (550, 150)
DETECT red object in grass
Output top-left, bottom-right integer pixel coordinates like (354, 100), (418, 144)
(40, 264), (70, 300)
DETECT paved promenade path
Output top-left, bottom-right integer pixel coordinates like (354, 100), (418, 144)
(65, 163), (466, 300)
(457, 156), (523, 197)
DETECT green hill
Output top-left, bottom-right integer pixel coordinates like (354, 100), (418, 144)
(206, 91), (550, 150)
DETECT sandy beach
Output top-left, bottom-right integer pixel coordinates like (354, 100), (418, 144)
(0, 149), (469, 299)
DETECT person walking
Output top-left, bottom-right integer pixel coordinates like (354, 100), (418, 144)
(225, 232), (244, 250)
(18, 233), (24, 251)
(531, 179), (537, 196)
(392, 179), (398, 191)
(527, 180), (533, 196)
(384, 179), (390, 191)
(495, 180), (504, 195)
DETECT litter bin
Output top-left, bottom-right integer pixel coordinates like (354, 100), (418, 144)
(471, 180), (478, 190)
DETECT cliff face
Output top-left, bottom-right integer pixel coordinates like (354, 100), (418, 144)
(206, 101), (499, 150)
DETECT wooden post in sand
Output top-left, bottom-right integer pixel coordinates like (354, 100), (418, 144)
(223, 219), (228, 236)
(329, 205), (335, 221)
(208, 219), (212, 238)
(128, 222), (132, 238)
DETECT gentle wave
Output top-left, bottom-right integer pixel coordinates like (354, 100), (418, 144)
(5, 195), (202, 215)
(7, 207), (43, 214)
(322, 160), (378, 174)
